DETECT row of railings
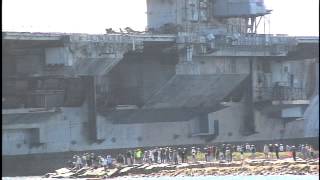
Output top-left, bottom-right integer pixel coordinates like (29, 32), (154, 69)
(255, 86), (308, 101)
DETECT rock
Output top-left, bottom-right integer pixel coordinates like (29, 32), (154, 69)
(55, 168), (71, 174)
(52, 172), (75, 178)
(106, 168), (120, 177)
(308, 161), (319, 165)
(43, 173), (55, 178)
(74, 167), (90, 175)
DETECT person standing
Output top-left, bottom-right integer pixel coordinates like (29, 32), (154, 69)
(275, 144), (280, 159)
(90, 153), (96, 167)
(204, 147), (209, 162)
(309, 145), (314, 159)
(305, 144), (310, 159)
(181, 148), (186, 163)
(286, 145), (290, 152)
(86, 153), (92, 167)
(76, 155), (83, 169)
(153, 148), (158, 163)
(143, 150), (148, 163)
(215, 146), (220, 161)
(222, 144), (226, 160)
(160, 148), (165, 163)
(225, 147), (231, 163)
(279, 144), (284, 152)
(126, 150), (132, 166)
(106, 155), (113, 168)
(251, 145), (256, 159)
(173, 149), (178, 165)
(165, 147), (170, 163)
(196, 147), (201, 162)
(137, 148), (142, 164)
(184, 148), (188, 163)
(117, 153), (124, 165)
(178, 148), (182, 163)
(82, 153), (87, 167)
(169, 148), (173, 163)
(212, 145), (216, 161)
(263, 144), (269, 159)
(240, 145), (244, 161)
(191, 147), (196, 163)
(229, 144), (234, 162)
(208, 146), (213, 162)
(245, 143), (250, 152)
(269, 144), (274, 159)
(291, 146), (297, 161)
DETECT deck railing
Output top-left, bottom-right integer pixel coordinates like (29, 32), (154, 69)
(255, 86), (307, 101)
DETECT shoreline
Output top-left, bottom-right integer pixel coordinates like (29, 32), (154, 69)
(45, 158), (319, 179)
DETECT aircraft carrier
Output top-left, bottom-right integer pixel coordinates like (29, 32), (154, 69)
(2, 0), (319, 176)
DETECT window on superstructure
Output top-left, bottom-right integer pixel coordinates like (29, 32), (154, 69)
(199, 0), (209, 22)
(188, 0), (199, 21)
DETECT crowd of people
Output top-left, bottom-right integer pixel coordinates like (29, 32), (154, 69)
(67, 143), (317, 170)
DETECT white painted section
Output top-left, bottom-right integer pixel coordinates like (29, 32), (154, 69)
(208, 118), (216, 134)
(304, 95), (319, 137)
(281, 106), (304, 118)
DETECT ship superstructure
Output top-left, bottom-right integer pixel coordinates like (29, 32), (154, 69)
(2, 0), (319, 176)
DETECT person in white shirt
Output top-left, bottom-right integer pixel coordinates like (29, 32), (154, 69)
(191, 147), (196, 163)
(246, 143), (250, 152)
(75, 155), (83, 169)
(279, 144), (284, 152)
